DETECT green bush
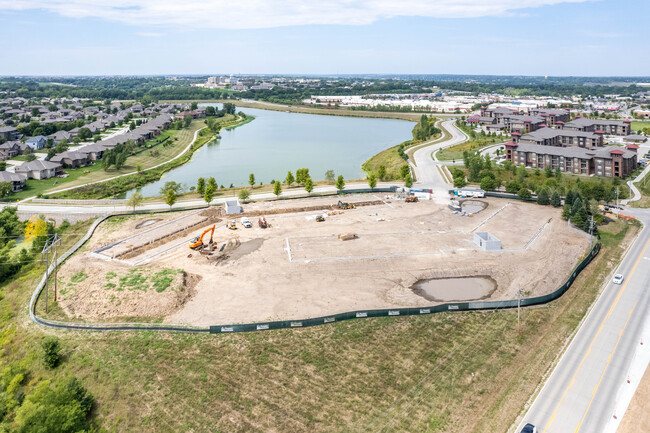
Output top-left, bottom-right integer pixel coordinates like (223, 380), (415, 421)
(41, 337), (62, 369)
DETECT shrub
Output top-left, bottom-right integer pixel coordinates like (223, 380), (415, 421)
(42, 337), (62, 369)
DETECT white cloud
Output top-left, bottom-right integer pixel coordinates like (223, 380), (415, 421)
(0, 0), (592, 29)
(136, 31), (164, 37)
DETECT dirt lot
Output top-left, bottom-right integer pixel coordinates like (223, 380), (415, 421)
(56, 196), (590, 325)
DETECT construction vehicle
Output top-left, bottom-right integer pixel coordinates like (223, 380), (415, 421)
(240, 217), (252, 228)
(228, 220), (237, 230)
(189, 225), (215, 250)
(405, 196), (419, 203)
(258, 216), (268, 229)
(337, 200), (356, 210)
(316, 214), (325, 222)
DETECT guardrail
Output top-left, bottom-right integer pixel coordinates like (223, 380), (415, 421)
(29, 203), (601, 334)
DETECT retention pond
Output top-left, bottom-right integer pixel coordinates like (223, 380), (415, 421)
(412, 276), (497, 302)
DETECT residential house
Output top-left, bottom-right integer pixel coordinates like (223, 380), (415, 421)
(78, 142), (106, 160)
(0, 126), (18, 141)
(49, 130), (72, 144)
(0, 171), (27, 192)
(49, 151), (90, 168)
(25, 135), (47, 150)
(0, 141), (22, 160)
(14, 160), (62, 180)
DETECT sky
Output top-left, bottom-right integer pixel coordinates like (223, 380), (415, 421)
(0, 0), (648, 76)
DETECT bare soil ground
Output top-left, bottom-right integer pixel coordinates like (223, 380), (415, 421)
(618, 366), (650, 433)
(56, 196), (590, 325)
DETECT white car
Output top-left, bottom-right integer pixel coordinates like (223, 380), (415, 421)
(612, 274), (624, 285)
(240, 217), (252, 228)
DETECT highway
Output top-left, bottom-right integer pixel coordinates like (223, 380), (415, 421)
(516, 207), (650, 433)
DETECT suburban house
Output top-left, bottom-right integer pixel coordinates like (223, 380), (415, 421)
(561, 117), (631, 136)
(25, 135), (47, 150)
(504, 141), (637, 178)
(49, 130), (72, 144)
(0, 171), (27, 192)
(49, 151), (91, 168)
(15, 160), (62, 180)
(0, 126), (18, 141)
(0, 141), (22, 160)
(78, 142), (106, 160)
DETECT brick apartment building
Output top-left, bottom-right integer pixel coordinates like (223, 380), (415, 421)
(504, 141), (637, 178)
(560, 117), (631, 136)
(514, 128), (604, 148)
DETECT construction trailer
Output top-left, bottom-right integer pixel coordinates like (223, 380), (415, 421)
(453, 188), (485, 198)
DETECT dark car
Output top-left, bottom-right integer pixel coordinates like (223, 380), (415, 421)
(521, 424), (537, 433)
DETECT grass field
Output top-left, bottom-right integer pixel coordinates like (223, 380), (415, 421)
(0, 210), (634, 432)
(630, 120), (650, 132)
(437, 139), (505, 161)
(361, 142), (411, 180)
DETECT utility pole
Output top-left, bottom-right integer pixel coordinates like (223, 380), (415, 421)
(589, 215), (595, 247)
(517, 289), (524, 329)
(41, 234), (61, 314)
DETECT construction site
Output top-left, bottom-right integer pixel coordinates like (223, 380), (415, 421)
(54, 194), (591, 326)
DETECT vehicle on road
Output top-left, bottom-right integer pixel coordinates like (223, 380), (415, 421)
(240, 217), (252, 228)
(612, 273), (624, 284)
(520, 423), (536, 433)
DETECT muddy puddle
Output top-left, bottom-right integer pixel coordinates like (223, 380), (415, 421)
(412, 276), (496, 302)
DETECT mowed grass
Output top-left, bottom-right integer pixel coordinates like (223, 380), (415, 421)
(1, 209), (636, 432)
(630, 120), (650, 132)
(631, 170), (650, 208)
(437, 139), (506, 162)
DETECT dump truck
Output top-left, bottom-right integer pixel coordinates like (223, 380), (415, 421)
(405, 196), (419, 203)
(337, 200), (356, 210)
(189, 225), (215, 250)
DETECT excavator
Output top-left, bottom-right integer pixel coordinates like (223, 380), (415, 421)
(189, 225), (215, 250)
(337, 200), (356, 210)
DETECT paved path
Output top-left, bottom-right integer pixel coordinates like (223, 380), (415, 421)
(621, 164), (650, 205)
(516, 207), (650, 433)
(409, 119), (469, 203)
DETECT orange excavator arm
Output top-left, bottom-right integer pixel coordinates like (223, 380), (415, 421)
(189, 224), (215, 249)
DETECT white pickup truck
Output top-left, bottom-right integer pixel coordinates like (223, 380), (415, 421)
(240, 217), (252, 228)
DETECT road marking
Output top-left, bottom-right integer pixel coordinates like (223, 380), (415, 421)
(542, 237), (650, 433)
(574, 304), (636, 433)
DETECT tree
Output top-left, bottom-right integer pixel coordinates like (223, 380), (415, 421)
(207, 176), (217, 191)
(203, 184), (215, 205)
(206, 105), (216, 116)
(190, 102), (198, 110)
(368, 174), (377, 189)
(197, 177), (205, 195)
(400, 164), (410, 179)
(25, 216), (47, 242)
(537, 188), (550, 205)
(166, 189), (177, 209)
(42, 337), (62, 369)
(248, 173), (255, 188)
(517, 188), (532, 199)
(285, 171), (294, 186)
(335, 175), (345, 191)
(325, 169), (336, 183)
(0, 161), (7, 171)
(550, 191), (562, 207)
(273, 180), (282, 197)
(77, 127), (92, 140)
(238, 189), (250, 202)
(183, 116), (192, 128)
(505, 180), (521, 194)
(0, 181), (12, 198)
(304, 177), (314, 195)
(480, 176), (495, 191)
(127, 192), (144, 213)
(377, 165), (387, 180)
(453, 175), (466, 188)
(544, 166), (553, 178)
(25, 153), (37, 162)
(404, 174), (413, 188)
(295, 168), (310, 185)
(223, 102), (236, 115)
(159, 181), (183, 196)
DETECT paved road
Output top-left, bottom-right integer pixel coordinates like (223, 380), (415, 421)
(409, 119), (469, 202)
(516, 207), (650, 433)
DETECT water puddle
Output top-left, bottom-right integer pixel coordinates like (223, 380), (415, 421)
(411, 276), (496, 302)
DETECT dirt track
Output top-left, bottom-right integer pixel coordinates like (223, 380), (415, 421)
(56, 196), (590, 325)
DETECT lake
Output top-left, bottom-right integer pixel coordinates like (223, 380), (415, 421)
(131, 105), (414, 197)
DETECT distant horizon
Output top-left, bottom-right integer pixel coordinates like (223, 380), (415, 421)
(3, 74), (650, 80)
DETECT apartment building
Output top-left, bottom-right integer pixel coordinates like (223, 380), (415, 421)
(515, 127), (604, 148)
(504, 141), (637, 178)
(561, 117), (631, 136)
